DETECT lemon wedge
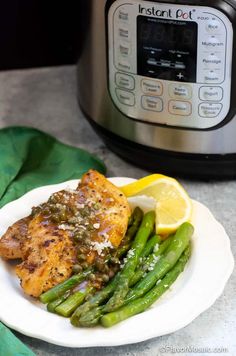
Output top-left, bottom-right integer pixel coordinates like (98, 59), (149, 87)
(121, 175), (192, 235)
(121, 174), (165, 197)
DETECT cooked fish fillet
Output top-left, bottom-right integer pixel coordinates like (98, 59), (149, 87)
(1, 170), (130, 297)
(0, 218), (29, 259)
(16, 215), (76, 297)
(78, 169), (131, 248)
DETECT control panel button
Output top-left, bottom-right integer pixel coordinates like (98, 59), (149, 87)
(141, 79), (163, 96)
(199, 86), (223, 101)
(116, 59), (132, 72)
(206, 19), (222, 33)
(118, 42), (131, 57)
(176, 72), (185, 80)
(116, 89), (135, 106)
(202, 36), (224, 49)
(141, 96), (163, 112)
(199, 103), (223, 117)
(174, 63), (186, 70)
(118, 26), (130, 40)
(202, 54), (222, 69)
(115, 72), (135, 90)
(204, 70), (222, 83)
(169, 101), (192, 116)
(118, 9), (129, 22)
(147, 58), (158, 66)
(169, 84), (192, 100)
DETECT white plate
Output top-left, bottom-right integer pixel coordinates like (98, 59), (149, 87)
(0, 178), (234, 348)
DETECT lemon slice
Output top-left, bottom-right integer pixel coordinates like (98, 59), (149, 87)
(121, 175), (192, 235)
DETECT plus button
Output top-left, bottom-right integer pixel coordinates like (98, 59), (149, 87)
(177, 72), (184, 80)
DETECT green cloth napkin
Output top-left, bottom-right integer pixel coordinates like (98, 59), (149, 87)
(0, 323), (35, 356)
(0, 126), (106, 355)
(0, 126), (106, 208)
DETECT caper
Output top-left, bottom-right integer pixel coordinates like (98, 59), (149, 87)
(72, 264), (82, 274)
(81, 262), (89, 269)
(77, 253), (86, 261)
(31, 207), (40, 216)
(87, 224), (94, 231)
(84, 238), (91, 246)
(108, 270), (115, 279)
(78, 246), (86, 254)
(88, 273), (96, 281)
(71, 206), (78, 215)
(80, 210), (86, 218)
(82, 231), (90, 239)
(59, 211), (67, 221)
(43, 208), (51, 215)
(68, 217), (77, 224)
(48, 195), (57, 204)
(51, 214), (60, 223)
(74, 233), (83, 242)
(96, 276), (103, 283)
(95, 260), (104, 272)
(102, 274), (110, 283)
(52, 207), (60, 214)
(110, 257), (119, 265)
(80, 207), (90, 217)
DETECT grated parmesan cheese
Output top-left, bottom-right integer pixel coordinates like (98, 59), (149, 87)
(153, 243), (159, 252)
(127, 249), (135, 258)
(90, 240), (113, 255)
(58, 224), (74, 231)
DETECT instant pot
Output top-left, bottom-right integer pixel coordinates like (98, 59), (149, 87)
(77, 0), (236, 177)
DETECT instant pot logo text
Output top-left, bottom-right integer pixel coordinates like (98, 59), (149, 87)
(139, 5), (193, 20)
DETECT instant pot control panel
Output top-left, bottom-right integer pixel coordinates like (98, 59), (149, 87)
(107, 0), (233, 129)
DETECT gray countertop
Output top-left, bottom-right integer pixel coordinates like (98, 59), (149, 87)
(0, 66), (235, 356)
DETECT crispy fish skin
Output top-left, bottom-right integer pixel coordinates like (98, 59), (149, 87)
(0, 218), (29, 259)
(2, 170), (130, 298)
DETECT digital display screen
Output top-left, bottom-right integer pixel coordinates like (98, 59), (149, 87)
(137, 16), (198, 82)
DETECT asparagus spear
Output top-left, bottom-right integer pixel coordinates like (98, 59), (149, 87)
(104, 211), (155, 312)
(47, 291), (71, 313)
(129, 234), (173, 287)
(79, 305), (105, 327)
(55, 286), (94, 317)
(40, 268), (93, 304)
(125, 222), (193, 303)
(101, 245), (191, 327)
(140, 234), (161, 259)
(125, 207), (144, 243)
(70, 273), (120, 326)
(115, 207), (144, 258)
